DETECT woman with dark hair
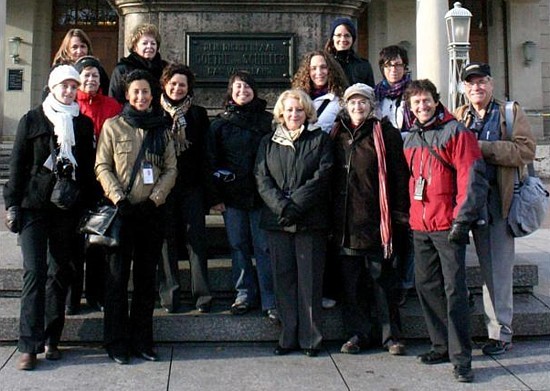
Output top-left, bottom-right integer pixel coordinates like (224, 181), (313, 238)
(4, 65), (95, 370)
(375, 45), (415, 307)
(95, 69), (177, 364)
(158, 62), (212, 313)
(292, 51), (347, 309)
(292, 51), (348, 134)
(255, 89), (333, 357)
(206, 71), (276, 321)
(63, 55), (122, 315)
(375, 45), (413, 132)
(324, 17), (375, 87)
(52, 29), (110, 95)
(109, 23), (166, 105)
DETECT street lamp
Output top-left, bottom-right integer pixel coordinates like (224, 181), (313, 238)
(8, 37), (23, 64)
(445, 2), (472, 112)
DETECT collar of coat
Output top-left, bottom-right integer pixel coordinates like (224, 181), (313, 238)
(271, 123), (319, 149)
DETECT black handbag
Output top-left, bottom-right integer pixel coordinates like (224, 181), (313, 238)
(79, 203), (121, 247)
(79, 130), (152, 247)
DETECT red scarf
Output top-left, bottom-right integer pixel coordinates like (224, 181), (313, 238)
(373, 121), (392, 259)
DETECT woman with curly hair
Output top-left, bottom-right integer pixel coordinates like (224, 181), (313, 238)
(291, 51), (348, 134)
(108, 23), (166, 106)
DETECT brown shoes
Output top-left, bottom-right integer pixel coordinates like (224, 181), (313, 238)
(16, 353), (37, 370)
(45, 345), (61, 360)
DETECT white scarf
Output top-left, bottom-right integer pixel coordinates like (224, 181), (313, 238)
(42, 93), (80, 166)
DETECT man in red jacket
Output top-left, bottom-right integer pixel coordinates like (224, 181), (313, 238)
(402, 79), (488, 383)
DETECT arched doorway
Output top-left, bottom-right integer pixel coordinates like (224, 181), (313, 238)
(51, 0), (119, 74)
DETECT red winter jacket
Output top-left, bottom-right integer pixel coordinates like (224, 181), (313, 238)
(403, 103), (488, 232)
(77, 90), (122, 140)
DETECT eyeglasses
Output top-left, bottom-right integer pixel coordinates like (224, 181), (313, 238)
(384, 62), (405, 69)
(333, 33), (352, 39)
(464, 79), (490, 88)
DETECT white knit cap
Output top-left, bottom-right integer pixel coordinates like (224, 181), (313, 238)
(48, 65), (81, 90)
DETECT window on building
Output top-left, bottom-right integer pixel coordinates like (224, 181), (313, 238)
(54, 0), (118, 27)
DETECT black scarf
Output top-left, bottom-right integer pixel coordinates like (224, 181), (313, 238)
(121, 104), (170, 167)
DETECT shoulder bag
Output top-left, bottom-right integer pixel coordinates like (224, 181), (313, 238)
(79, 131), (151, 247)
(504, 101), (549, 237)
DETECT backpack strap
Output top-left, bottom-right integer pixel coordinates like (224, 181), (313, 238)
(504, 101), (515, 141)
(504, 101), (536, 178)
(316, 99), (331, 117)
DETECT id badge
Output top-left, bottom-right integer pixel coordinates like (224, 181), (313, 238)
(142, 161), (154, 184)
(413, 176), (426, 201)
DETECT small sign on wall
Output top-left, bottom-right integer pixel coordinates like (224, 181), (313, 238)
(7, 68), (23, 91)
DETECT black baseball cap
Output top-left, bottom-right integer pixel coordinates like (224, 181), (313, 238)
(462, 62), (491, 81)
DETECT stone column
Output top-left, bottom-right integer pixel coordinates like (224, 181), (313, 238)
(415, 0), (449, 106)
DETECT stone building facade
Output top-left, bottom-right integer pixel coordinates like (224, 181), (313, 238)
(2, 0), (550, 165)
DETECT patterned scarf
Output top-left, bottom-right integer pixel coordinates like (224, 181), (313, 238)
(160, 93), (192, 156)
(373, 121), (392, 259)
(42, 93), (80, 167)
(271, 124), (305, 149)
(375, 73), (411, 100)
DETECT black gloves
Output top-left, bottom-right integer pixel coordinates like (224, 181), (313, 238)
(116, 199), (133, 217)
(5, 206), (20, 233)
(448, 221), (470, 245)
(278, 203), (302, 227)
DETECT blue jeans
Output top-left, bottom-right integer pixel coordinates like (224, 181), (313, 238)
(223, 207), (275, 311)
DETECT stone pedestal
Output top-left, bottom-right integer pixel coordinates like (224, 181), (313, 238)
(111, 0), (370, 109)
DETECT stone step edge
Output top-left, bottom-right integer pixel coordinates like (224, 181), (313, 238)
(0, 294), (548, 342)
(0, 262), (539, 294)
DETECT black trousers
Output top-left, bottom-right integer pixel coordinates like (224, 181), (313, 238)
(158, 187), (211, 311)
(267, 230), (325, 350)
(413, 230), (472, 367)
(103, 207), (164, 352)
(18, 208), (78, 353)
(66, 236), (105, 309)
(340, 251), (401, 347)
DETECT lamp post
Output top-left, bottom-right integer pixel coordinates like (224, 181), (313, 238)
(8, 37), (23, 64)
(445, 2), (472, 112)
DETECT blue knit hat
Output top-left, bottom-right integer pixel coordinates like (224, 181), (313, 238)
(330, 17), (357, 42)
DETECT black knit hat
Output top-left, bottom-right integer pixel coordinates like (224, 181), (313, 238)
(330, 17), (357, 42)
(74, 55), (101, 74)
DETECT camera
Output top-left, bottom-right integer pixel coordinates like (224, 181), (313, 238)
(56, 157), (74, 178)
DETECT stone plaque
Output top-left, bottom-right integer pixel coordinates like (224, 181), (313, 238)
(7, 68), (23, 91)
(187, 33), (295, 85)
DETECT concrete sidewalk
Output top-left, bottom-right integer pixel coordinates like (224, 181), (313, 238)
(1, 338), (550, 390)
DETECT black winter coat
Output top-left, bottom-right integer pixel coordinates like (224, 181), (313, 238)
(255, 124), (334, 232)
(333, 49), (375, 87)
(3, 106), (96, 210)
(163, 104), (210, 195)
(109, 52), (166, 105)
(331, 116), (409, 251)
(206, 98), (273, 210)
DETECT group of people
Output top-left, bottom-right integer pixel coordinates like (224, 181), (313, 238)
(3, 17), (536, 385)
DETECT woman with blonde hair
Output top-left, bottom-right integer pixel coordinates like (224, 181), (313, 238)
(255, 89), (333, 357)
(109, 23), (166, 105)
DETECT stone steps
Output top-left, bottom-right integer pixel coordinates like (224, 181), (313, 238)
(0, 294), (549, 342)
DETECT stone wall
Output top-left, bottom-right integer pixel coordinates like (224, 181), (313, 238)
(112, 0), (369, 109)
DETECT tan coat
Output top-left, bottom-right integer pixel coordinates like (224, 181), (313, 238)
(95, 115), (177, 206)
(454, 98), (536, 218)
